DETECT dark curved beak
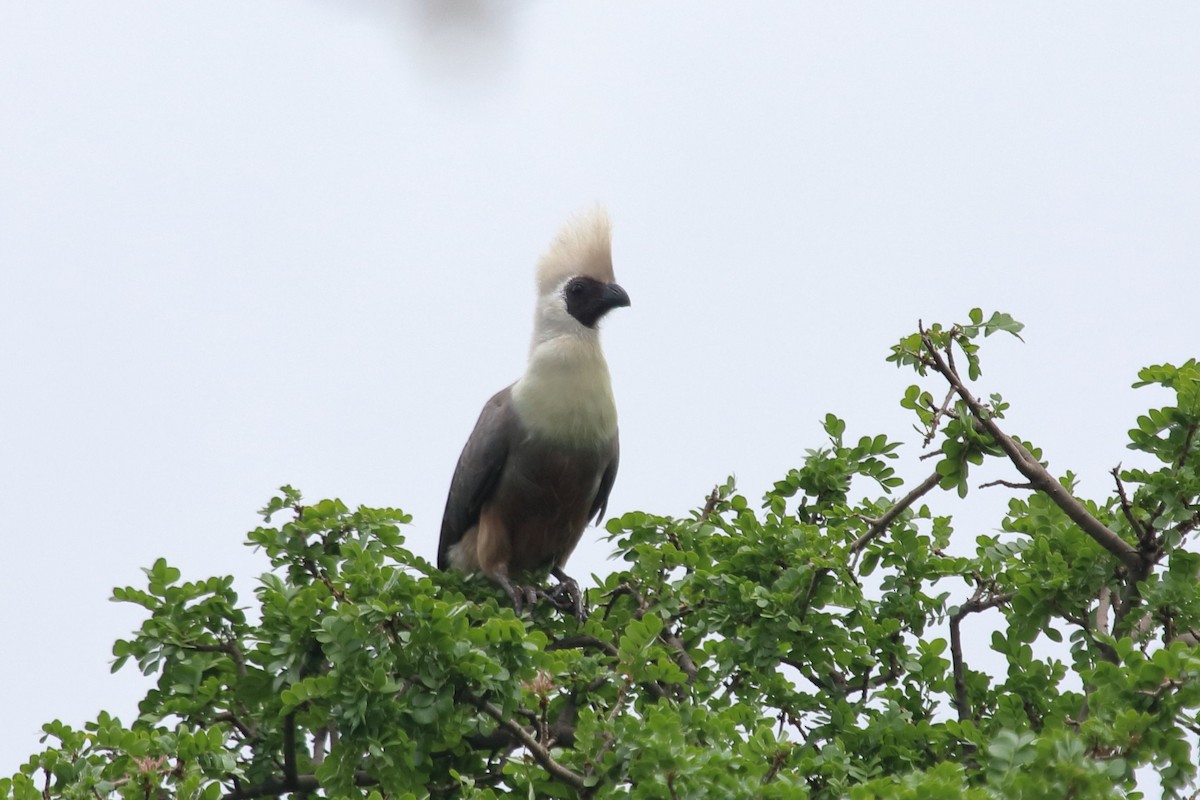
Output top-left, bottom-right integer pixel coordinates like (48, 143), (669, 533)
(602, 282), (631, 311)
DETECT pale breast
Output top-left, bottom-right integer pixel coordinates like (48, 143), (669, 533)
(511, 336), (618, 445)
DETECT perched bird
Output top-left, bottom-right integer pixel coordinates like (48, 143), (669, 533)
(438, 209), (630, 614)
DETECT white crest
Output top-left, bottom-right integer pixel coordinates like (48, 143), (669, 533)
(534, 208), (614, 297)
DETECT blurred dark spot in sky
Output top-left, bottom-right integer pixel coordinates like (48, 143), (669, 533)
(322, 0), (520, 86)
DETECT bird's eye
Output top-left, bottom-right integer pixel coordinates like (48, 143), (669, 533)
(569, 281), (586, 295)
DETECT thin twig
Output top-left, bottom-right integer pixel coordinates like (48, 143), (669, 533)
(1178, 423), (1197, 470)
(796, 567), (827, 621)
(924, 386), (958, 447)
(474, 699), (587, 792)
(850, 471), (942, 556)
(978, 479), (1036, 491)
(602, 583), (646, 621)
(588, 674), (633, 776)
(302, 559), (347, 602)
(1111, 466), (1151, 545)
(212, 712), (253, 741)
(762, 748), (791, 784)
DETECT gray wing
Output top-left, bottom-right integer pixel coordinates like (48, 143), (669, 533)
(438, 386), (517, 569)
(589, 430), (620, 524)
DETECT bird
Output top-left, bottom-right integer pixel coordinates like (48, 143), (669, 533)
(437, 209), (630, 615)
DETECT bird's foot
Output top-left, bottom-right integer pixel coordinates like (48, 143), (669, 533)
(499, 577), (538, 615)
(543, 571), (587, 621)
(497, 572), (587, 620)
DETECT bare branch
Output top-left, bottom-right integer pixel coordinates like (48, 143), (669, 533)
(1171, 629), (1200, 647)
(212, 712), (254, 741)
(1113, 582), (1149, 635)
(1111, 466), (1151, 545)
(281, 713), (298, 787)
(920, 328), (1145, 575)
(1095, 585), (1111, 636)
(979, 479), (1036, 491)
(797, 567), (828, 622)
(949, 588), (1015, 721)
(302, 558), (348, 602)
(312, 726), (327, 765)
(1137, 678), (1185, 701)
(948, 610), (972, 721)
(924, 386), (958, 447)
(474, 699), (587, 792)
(1179, 423), (1197, 470)
(661, 629), (699, 685)
(221, 771), (376, 800)
(850, 471), (942, 556)
(1174, 510), (1200, 540)
(781, 652), (900, 697)
(602, 582), (648, 621)
(762, 748), (791, 785)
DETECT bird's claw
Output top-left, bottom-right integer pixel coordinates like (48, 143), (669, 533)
(499, 575), (587, 620)
(499, 577), (538, 616)
(541, 577), (587, 621)
(504, 584), (539, 616)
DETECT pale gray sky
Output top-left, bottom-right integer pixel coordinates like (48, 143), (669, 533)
(2, 2), (1197, 784)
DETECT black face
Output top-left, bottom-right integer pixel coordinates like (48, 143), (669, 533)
(563, 278), (632, 328)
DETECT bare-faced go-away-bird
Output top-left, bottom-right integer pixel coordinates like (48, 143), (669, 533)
(437, 209), (630, 615)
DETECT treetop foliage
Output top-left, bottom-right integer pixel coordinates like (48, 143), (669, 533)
(5, 311), (1200, 799)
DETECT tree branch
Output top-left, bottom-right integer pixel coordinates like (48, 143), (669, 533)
(1111, 466), (1151, 545)
(281, 712), (298, 787)
(221, 771), (376, 800)
(949, 587), (1015, 721)
(795, 567), (828, 622)
(597, 582), (682, 697)
(924, 386), (958, 447)
(181, 640), (247, 681)
(212, 712), (254, 741)
(660, 629), (699, 685)
(979, 479), (1035, 491)
(547, 635), (619, 659)
(473, 699), (587, 792)
(921, 327), (1145, 574)
(1094, 584), (1111, 635)
(465, 686), (590, 755)
(1178, 422), (1197, 470)
(850, 471), (942, 556)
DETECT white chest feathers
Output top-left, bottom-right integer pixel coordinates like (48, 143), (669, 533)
(511, 335), (618, 445)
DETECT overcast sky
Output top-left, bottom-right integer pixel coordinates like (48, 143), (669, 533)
(2, 2), (1197, 785)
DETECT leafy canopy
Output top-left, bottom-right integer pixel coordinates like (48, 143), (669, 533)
(5, 311), (1200, 799)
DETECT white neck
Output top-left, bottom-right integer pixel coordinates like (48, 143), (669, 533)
(510, 298), (617, 444)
